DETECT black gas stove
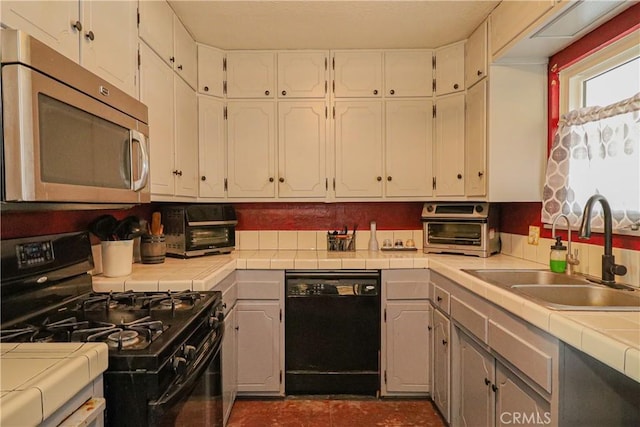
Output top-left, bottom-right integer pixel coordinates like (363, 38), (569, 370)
(0, 232), (224, 426)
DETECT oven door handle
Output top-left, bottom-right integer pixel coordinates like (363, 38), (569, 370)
(148, 324), (224, 414)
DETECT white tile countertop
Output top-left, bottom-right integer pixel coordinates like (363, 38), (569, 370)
(92, 250), (640, 383)
(0, 342), (109, 426)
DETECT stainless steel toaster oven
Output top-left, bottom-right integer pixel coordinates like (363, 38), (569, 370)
(163, 204), (237, 258)
(421, 202), (500, 257)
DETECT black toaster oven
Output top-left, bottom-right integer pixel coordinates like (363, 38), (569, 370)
(163, 204), (237, 258)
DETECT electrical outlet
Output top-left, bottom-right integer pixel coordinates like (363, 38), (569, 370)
(528, 226), (540, 245)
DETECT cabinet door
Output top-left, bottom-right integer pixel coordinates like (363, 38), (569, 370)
(433, 309), (450, 422)
(457, 331), (495, 427)
(174, 76), (198, 197)
(226, 52), (276, 98)
(81, 0), (137, 97)
(198, 44), (225, 97)
(237, 301), (282, 393)
(278, 101), (327, 198)
(435, 42), (465, 96)
(140, 42), (175, 197)
(222, 307), (237, 424)
(198, 96), (226, 198)
(495, 362), (551, 427)
(173, 15), (197, 90)
(277, 51), (328, 98)
(138, 0), (174, 66)
(226, 101), (276, 198)
(1, 0), (79, 62)
(465, 80), (487, 196)
(384, 51), (433, 97)
(434, 93), (465, 196)
(385, 100), (433, 197)
(465, 21), (488, 89)
(385, 302), (430, 393)
(333, 51), (383, 98)
(334, 101), (383, 197)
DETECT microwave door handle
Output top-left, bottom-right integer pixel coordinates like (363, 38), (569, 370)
(131, 130), (149, 192)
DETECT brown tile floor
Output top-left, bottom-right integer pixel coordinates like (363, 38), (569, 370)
(227, 397), (446, 427)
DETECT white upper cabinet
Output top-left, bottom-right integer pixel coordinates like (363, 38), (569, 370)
(174, 75), (199, 197)
(226, 51), (276, 98)
(465, 79), (487, 197)
(198, 44), (225, 97)
(226, 101), (277, 198)
(435, 41), (465, 96)
(384, 50), (433, 97)
(277, 51), (328, 98)
(385, 100), (434, 197)
(278, 101), (327, 198)
(198, 96), (226, 199)
(173, 16), (198, 90)
(1, 0), (137, 97)
(332, 51), (383, 98)
(465, 20), (488, 89)
(334, 101), (384, 197)
(138, 0), (174, 67)
(434, 93), (465, 196)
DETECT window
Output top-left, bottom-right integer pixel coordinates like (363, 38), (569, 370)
(542, 30), (640, 234)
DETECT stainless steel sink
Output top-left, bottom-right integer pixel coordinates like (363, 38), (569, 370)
(463, 269), (640, 311)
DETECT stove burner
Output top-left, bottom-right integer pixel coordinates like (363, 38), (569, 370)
(160, 298), (183, 309)
(107, 330), (140, 348)
(0, 317), (89, 343)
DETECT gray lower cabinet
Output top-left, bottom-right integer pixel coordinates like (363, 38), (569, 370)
(432, 307), (450, 422)
(495, 361), (551, 427)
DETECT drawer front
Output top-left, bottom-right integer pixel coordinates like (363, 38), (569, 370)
(237, 280), (281, 299)
(386, 280), (430, 300)
(433, 285), (450, 314)
(222, 283), (238, 313)
(451, 296), (487, 343)
(488, 320), (552, 393)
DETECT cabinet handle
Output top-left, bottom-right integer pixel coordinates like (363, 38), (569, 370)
(373, 89), (379, 95)
(477, 70), (483, 76)
(376, 176), (382, 182)
(457, 173), (463, 179)
(442, 339), (448, 345)
(279, 177), (285, 183)
(265, 90), (270, 96)
(201, 176), (207, 181)
(492, 384), (498, 392)
(389, 89), (395, 95)
(269, 177), (274, 182)
(427, 326), (433, 331)
(71, 20), (83, 31)
(177, 170), (183, 176)
(281, 90), (287, 96)
(177, 64), (183, 70)
(85, 30), (95, 41)
(235, 326), (239, 331)
(454, 83), (459, 90)
(437, 296), (442, 302)
(169, 56), (175, 63)
(484, 378), (490, 386)
(204, 86), (209, 92)
(387, 176), (392, 181)
(478, 171), (484, 177)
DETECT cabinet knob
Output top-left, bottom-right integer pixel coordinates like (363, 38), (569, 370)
(169, 56), (175, 63)
(204, 86), (209, 92)
(373, 89), (379, 95)
(484, 378), (491, 386)
(281, 90), (287, 96)
(387, 176), (392, 181)
(279, 177), (285, 183)
(477, 70), (483, 76)
(492, 384), (498, 393)
(265, 90), (270, 96)
(478, 171), (484, 177)
(177, 64), (183, 70)
(201, 176), (207, 181)
(389, 89), (395, 95)
(269, 177), (274, 182)
(427, 325), (433, 331)
(173, 170), (183, 176)
(376, 176), (382, 182)
(437, 296), (442, 302)
(85, 30), (95, 41)
(454, 83), (459, 90)
(457, 173), (462, 179)
(442, 339), (448, 345)
(71, 20), (83, 31)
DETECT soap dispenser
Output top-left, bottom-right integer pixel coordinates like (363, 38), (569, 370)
(550, 236), (567, 273)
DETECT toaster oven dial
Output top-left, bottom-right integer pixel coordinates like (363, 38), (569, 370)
(475, 205), (484, 213)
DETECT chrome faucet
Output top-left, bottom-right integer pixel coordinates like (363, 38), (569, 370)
(578, 194), (627, 285)
(551, 214), (579, 275)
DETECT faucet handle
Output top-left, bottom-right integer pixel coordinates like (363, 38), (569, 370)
(611, 264), (627, 276)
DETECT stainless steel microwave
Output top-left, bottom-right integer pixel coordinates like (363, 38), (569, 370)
(1, 29), (150, 204)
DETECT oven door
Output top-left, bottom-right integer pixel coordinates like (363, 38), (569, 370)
(2, 64), (149, 203)
(148, 325), (224, 427)
(186, 225), (235, 252)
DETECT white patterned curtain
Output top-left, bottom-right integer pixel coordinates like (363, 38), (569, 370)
(542, 93), (640, 230)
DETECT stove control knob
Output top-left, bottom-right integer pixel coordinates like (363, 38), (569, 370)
(172, 356), (187, 375)
(183, 345), (197, 361)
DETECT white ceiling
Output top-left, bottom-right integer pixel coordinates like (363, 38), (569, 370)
(168, 1), (500, 50)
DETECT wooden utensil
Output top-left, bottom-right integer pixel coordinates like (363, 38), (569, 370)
(151, 212), (162, 235)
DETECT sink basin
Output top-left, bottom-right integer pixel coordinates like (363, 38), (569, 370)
(463, 269), (640, 311)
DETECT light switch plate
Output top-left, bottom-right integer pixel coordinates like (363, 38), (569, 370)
(528, 226), (540, 245)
